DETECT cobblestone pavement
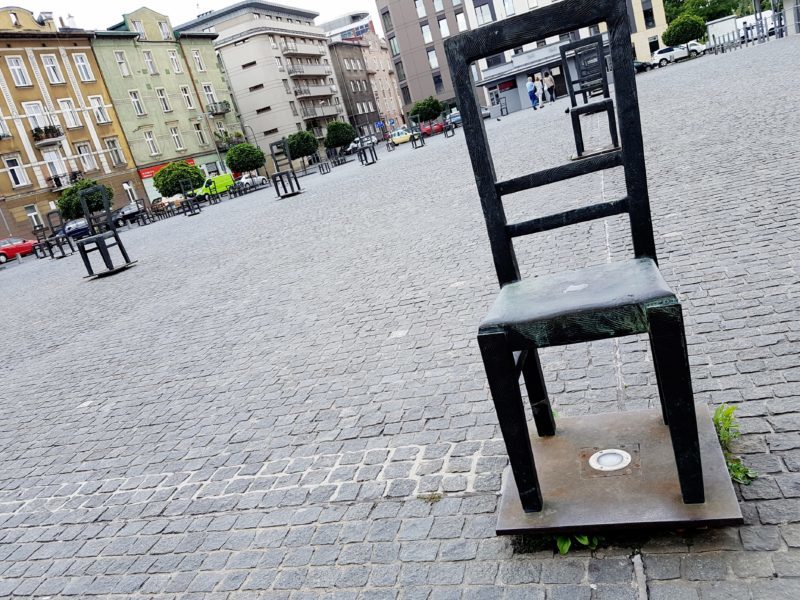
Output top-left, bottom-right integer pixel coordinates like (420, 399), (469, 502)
(1, 37), (799, 599)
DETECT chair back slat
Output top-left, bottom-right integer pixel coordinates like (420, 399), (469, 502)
(444, 0), (657, 286)
(78, 185), (114, 236)
(45, 210), (65, 236)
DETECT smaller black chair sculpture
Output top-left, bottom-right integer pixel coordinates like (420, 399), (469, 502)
(318, 159), (331, 175)
(178, 179), (202, 216)
(358, 144), (378, 166)
(76, 186), (135, 278)
(45, 210), (75, 258)
(270, 139), (301, 198)
(411, 126), (425, 149)
(134, 199), (154, 226)
(559, 35), (619, 159)
(32, 226), (51, 259)
(444, 122), (456, 138)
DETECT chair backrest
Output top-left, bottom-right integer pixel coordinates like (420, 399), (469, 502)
(180, 179), (197, 197)
(270, 139), (292, 172)
(444, 0), (656, 286)
(78, 184), (114, 236)
(45, 209), (65, 236)
(559, 35), (610, 106)
(32, 225), (48, 243)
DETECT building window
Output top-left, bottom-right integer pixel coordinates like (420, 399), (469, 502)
(143, 51), (157, 74)
(289, 101), (298, 116)
(158, 21), (171, 40)
(456, 12), (468, 32)
(113, 51), (130, 77)
(193, 123), (207, 145)
(88, 96), (110, 124)
(368, 101), (375, 112)
(249, 83), (264, 92)
(41, 55), (64, 84)
(4, 156), (29, 187)
(537, 39), (546, 47)
(105, 137), (125, 165)
(202, 84), (216, 105)
(438, 17), (450, 38)
(9, 11), (19, 26)
(131, 20), (146, 38)
(129, 90), (146, 116)
(168, 50), (183, 73)
(344, 58), (351, 70)
(421, 24), (432, 44)
(180, 86), (195, 109)
(350, 80), (356, 92)
(192, 49), (206, 71)
(643, 8), (656, 29)
(256, 106), (271, 114)
(6, 56), (31, 87)
(401, 85), (411, 105)
(475, 3), (494, 26)
(156, 88), (172, 112)
(504, 0), (516, 16)
(486, 53), (506, 68)
(427, 49), (439, 69)
(123, 181), (136, 202)
(648, 35), (660, 53)
(433, 73), (444, 93)
(58, 98), (81, 128)
(433, 0), (444, 11)
(42, 149), (66, 178)
(75, 143), (97, 171)
(283, 79), (291, 93)
(381, 10), (393, 32)
(389, 37), (400, 56)
(22, 101), (49, 130)
(415, 0), (425, 18)
(73, 53), (94, 81)
(170, 127), (184, 150)
(25, 205), (43, 227)
(144, 130), (159, 155)
(394, 60), (406, 81)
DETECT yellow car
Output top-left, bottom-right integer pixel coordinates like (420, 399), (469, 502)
(390, 128), (420, 146)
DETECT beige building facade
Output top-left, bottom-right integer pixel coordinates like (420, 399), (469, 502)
(0, 7), (143, 239)
(176, 1), (343, 168)
(359, 31), (405, 130)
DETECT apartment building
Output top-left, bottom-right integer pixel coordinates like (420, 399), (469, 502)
(175, 1), (343, 165)
(0, 8), (143, 239)
(94, 8), (240, 200)
(328, 40), (380, 136)
(319, 11), (374, 42)
(376, 0), (668, 113)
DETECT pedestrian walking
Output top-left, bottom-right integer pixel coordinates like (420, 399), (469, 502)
(544, 71), (556, 102)
(534, 75), (545, 108)
(526, 76), (539, 110)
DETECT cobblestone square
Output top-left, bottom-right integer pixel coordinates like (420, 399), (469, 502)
(1, 38), (799, 598)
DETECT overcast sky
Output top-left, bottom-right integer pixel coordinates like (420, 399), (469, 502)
(24, 0), (381, 33)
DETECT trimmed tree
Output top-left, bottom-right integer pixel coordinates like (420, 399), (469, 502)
(409, 96), (444, 133)
(153, 161), (205, 198)
(287, 131), (319, 172)
(324, 121), (357, 152)
(662, 13), (707, 47)
(57, 179), (114, 220)
(225, 142), (266, 175)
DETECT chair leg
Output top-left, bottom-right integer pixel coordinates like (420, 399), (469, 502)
(96, 240), (114, 271)
(478, 329), (543, 512)
(571, 111), (585, 157)
(647, 304), (705, 504)
(521, 349), (556, 437)
(647, 329), (670, 426)
(78, 245), (94, 276)
(113, 232), (132, 264)
(607, 105), (620, 148)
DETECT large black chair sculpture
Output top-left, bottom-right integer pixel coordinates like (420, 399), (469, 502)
(76, 185), (135, 278)
(559, 35), (619, 159)
(45, 209), (75, 258)
(179, 179), (202, 216)
(270, 139), (301, 199)
(445, 0), (741, 532)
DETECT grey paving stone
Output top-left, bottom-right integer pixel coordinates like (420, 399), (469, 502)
(648, 583), (700, 600)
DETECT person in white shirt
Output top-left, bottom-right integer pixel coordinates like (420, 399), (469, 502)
(526, 76), (539, 110)
(534, 75), (545, 108)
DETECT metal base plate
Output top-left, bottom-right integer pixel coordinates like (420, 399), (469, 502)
(570, 144), (618, 161)
(496, 405), (743, 535)
(86, 262), (137, 280)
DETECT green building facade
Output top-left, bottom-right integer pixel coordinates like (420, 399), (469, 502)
(92, 8), (242, 200)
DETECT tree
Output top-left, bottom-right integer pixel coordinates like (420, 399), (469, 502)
(409, 96), (444, 128)
(324, 121), (357, 150)
(153, 161), (205, 198)
(225, 143), (266, 174)
(57, 179), (114, 220)
(287, 131), (319, 172)
(664, 0), (737, 23)
(662, 13), (708, 47)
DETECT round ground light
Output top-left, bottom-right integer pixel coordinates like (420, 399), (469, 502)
(588, 448), (633, 472)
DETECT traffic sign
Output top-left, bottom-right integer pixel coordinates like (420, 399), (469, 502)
(389, 119), (395, 125)
(375, 121), (384, 128)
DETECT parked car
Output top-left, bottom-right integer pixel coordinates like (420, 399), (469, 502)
(650, 46), (689, 67)
(63, 218), (91, 239)
(446, 111), (462, 127)
(420, 121), (445, 136)
(633, 60), (651, 73)
(679, 41), (706, 57)
(193, 173), (235, 200)
(389, 128), (419, 146)
(112, 202), (143, 227)
(0, 237), (36, 263)
(345, 135), (378, 154)
(238, 174), (269, 187)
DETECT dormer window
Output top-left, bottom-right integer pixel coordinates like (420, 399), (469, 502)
(132, 20), (146, 39)
(10, 12), (19, 26)
(158, 21), (170, 40)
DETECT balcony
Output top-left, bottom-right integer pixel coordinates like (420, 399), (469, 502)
(47, 170), (83, 191)
(312, 127), (327, 139)
(215, 134), (245, 151)
(206, 100), (231, 115)
(281, 42), (324, 56)
(294, 85), (336, 98)
(301, 105), (341, 119)
(32, 125), (64, 148)
(288, 64), (332, 77)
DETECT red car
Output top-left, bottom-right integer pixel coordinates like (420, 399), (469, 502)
(420, 122), (445, 136)
(0, 237), (37, 263)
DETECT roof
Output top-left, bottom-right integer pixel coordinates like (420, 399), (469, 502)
(174, 0), (318, 32)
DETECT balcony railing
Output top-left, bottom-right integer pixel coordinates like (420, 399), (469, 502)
(47, 170), (83, 191)
(288, 64), (332, 77)
(312, 127), (327, 139)
(301, 105), (340, 119)
(31, 125), (64, 147)
(215, 136), (245, 151)
(294, 85), (336, 98)
(206, 100), (231, 115)
(281, 42), (325, 56)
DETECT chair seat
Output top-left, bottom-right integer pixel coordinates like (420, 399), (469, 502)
(77, 231), (115, 246)
(479, 258), (676, 348)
